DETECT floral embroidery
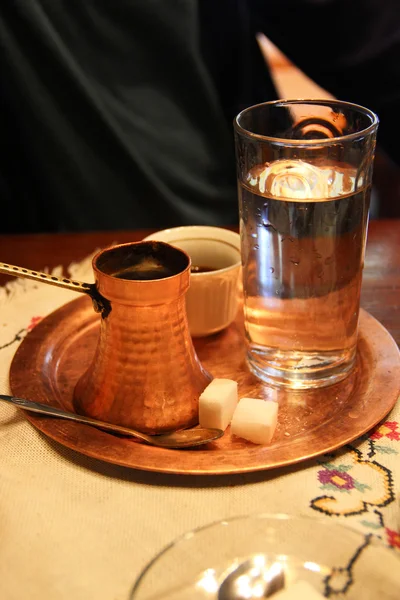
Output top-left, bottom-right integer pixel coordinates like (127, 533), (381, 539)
(318, 468), (355, 491)
(323, 534), (372, 597)
(311, 447), (394, 518)
(317, 463), (370, 494)
(27, 316), (42, 331)
(370, 421), (400, 442)
(386, 528), (400, 549)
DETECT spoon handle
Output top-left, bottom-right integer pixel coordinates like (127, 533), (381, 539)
(0, 394), (150, 443)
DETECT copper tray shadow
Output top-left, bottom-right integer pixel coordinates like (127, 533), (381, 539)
(9, 296), (400, 475)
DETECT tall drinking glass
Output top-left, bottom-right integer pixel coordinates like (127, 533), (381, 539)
(234, 100), (378, 389)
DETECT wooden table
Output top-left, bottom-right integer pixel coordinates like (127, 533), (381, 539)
(0, 220), (399, 344)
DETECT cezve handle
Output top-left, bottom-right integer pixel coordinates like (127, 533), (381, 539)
(0, 262), (109, 315)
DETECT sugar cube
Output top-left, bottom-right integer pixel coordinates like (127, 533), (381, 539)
(231, 397), (278, 444)
(273, 580), (326, 599)
(199, 378), (238, 430)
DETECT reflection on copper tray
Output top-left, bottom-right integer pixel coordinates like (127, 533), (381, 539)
(9, 296), (400, 475)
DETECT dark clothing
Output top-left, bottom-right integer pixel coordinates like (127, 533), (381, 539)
(1, 1), (400, 232)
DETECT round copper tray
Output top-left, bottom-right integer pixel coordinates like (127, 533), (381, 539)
(10, 296), (400, 475)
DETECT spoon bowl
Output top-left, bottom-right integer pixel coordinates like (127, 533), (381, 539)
(0, 395), (223, 449)
(218, 556), (285, 599)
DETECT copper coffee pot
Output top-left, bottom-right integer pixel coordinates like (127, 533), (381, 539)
(0, 242), (211, 433)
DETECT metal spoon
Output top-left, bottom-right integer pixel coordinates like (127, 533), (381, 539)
(0, 395), (223, 448)
(218, 556), (285, 599)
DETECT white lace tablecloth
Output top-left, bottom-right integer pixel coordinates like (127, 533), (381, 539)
(0, 256), (399, 600)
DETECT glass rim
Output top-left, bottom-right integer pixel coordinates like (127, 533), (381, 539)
(234, 99), (379, 146)
(129, 512), (392, 598)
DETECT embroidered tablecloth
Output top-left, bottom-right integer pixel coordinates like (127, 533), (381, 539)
(0, 255), (399, 600)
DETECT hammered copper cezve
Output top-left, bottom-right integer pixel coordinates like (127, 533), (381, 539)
(0, 242), (211, 434)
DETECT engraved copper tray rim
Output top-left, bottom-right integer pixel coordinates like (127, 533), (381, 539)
(9, 296), (400, 475)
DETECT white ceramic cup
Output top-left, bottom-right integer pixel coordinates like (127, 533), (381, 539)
(143, 226), (241, 337)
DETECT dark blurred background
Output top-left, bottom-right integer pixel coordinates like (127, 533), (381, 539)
(259, 35), (400, 219)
